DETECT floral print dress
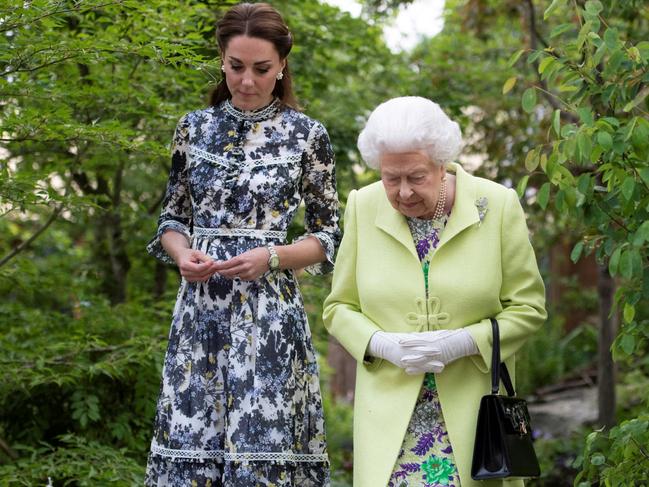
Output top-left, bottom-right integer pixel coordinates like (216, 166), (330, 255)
(388, 215), (461, 487)
(145, 98), (340, 487)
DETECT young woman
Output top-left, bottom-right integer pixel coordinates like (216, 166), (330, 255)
(145, 4), (339, 485)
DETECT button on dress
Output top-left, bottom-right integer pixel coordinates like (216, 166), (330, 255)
(144, 98), (340, 487)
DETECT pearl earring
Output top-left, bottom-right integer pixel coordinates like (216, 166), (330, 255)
(276, 71), (284, 80)
(221, 65), (225, 72)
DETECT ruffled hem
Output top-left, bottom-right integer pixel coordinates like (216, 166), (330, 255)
(145, 451), (330, 487)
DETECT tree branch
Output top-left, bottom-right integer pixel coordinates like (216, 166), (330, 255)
(0, 436), (18, 461)
(521, 0), (579, 123)
(0, 205), (63, 268)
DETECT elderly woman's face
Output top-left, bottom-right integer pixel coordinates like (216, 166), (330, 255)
(380, 151), (446, 219)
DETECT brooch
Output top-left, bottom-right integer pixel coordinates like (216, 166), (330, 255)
(475, 197), (488, 226)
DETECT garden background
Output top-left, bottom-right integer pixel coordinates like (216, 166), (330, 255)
(1, 0), (648, 485)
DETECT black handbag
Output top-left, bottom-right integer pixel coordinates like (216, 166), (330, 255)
(471, 318), (541, 480)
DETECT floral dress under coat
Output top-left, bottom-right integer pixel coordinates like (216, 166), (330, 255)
(145, 99), (340, 487)
(388, 215), (461, 487)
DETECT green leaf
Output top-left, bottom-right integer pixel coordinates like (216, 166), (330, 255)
(507, 49), (525, 67)
(590, 453), (606, 466)
(516, 175), (529, 198)
(604, 28), (619, 49)
(621, 177), (635, 201)
(639, 168), (649, 187)
(538, 56), (554, 74)
(502, 76), (517, 95)
(619, 249), (639, 279)
(553, 109), (561, 137)
(571, 241), (584, 263)
(537, 182), (551, 209)
(522, 88), (537, 113)
(623, 303), (635, 323)
(577, 107), (594, 126)
(619, 333), (635, 354)
(585, 0), (603, 14)
(623, 86), (649, 112)
(525, 148), (539, 172)
(577, 174), (591, 194)
(597, 131), (613, 150)
(577, 132), (592, 162)
(550, 23), (575, 38)
(544, 0), (565, 19)
(632, 221), (649, 246)
(609, 246), (622, 276)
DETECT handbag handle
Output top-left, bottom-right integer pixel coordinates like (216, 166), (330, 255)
(490, 318), (516, 397)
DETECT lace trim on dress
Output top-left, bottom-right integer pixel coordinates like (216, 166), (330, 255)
(189, 146), (231, 168)
(193, 227), (287, 241)
(223, 98), (281, 122)
(150, 443), (328, 463)
(189, 146), (301, 170)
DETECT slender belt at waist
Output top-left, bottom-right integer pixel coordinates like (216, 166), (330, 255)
(193, 226), (287, 241)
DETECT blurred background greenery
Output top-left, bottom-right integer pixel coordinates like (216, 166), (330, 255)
(1, 0), (648, 485)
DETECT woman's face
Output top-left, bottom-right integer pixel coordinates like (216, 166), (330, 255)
(380, 151), (446, 219)
(222, 35), (285, 111)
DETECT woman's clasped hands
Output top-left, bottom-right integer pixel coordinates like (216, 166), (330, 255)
(173, 247), (271, 282)
(368, 329), (478, 375)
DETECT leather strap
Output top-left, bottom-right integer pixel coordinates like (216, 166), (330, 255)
(489, 318), (516, 397)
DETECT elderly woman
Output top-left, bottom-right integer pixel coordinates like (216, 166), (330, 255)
(323, 97), (546, 487)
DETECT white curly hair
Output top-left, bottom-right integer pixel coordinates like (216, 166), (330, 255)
(357, 96), (463, 169)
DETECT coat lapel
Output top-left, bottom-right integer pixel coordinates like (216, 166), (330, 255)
(438, 162), (480, 250)
(374, 188), (419, 261)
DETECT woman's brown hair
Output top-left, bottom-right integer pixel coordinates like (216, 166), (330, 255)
(210, 3), (297, 109)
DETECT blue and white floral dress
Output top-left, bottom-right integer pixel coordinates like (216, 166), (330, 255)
(145, 98), (340, 487)
(388, 214), (461, 487)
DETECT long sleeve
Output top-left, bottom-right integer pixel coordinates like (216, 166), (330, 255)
(465, 188), (547, 372)
(323, 190), (382, 365)
(146, 115), (193, 264)
(296, 121), (341, 275)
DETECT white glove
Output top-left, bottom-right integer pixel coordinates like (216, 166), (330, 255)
(367, 331), (444, 375)
(398, 329), (478, 374)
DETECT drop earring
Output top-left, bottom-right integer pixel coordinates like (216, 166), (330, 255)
(276, 71), (284, 80)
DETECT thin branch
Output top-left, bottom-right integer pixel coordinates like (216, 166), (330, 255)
(2, 53), (81, 76)
(523, 0), (549, 49)
(631, 437), (649, 461)
(0, 204), (63, 268)
(0, 0), (125, 33)
(0, 437), (18, 461)
(521, 1), (580, 122)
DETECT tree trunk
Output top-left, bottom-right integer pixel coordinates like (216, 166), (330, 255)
(327, 336), (356, 403)
(597, 264), (616, 428)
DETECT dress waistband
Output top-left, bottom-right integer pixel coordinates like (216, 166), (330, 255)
(193, 227), (287, 240)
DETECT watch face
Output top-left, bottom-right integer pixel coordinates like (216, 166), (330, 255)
(269, 254), (280, 269)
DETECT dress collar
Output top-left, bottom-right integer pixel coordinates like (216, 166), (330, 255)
(223, 98), (282, 122)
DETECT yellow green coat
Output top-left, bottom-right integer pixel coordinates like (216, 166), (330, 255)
(323, 163), (547, 487)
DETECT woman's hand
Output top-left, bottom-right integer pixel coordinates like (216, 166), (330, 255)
(399, 329), (478, 373)
(367, 331), (445, 374)
(212, 246), (270, 281)
(173, 248), (219, 282)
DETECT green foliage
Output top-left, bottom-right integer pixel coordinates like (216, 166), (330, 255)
(573, 413), (649, 485)
(0, 434), (144, 486)
(517, 316), (597, 397)
(516, 0), (649, 483)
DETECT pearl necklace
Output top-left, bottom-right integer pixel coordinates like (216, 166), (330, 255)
(431, 177), (447, 221)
